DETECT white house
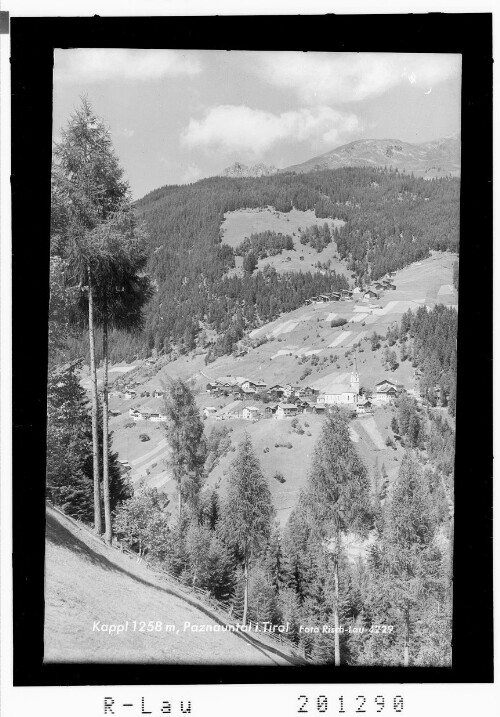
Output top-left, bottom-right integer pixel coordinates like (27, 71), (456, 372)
(150, 412), (167, 422)
(203, 406), (217, 417)
(242, 406), (260, 420)
(241, 380), (257, 393)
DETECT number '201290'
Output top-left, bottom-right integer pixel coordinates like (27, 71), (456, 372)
(297, 695), (404, 713)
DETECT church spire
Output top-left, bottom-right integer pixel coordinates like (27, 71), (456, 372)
(351, 354), (360, 394)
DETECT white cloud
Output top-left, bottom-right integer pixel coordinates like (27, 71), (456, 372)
(181, 105), (360, 156)
(54, 49), (202, 83)
(181, 164), (204, 184)
(251, 52), (461, 104)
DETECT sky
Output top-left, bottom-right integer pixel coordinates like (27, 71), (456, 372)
(53, 49), (462, 200)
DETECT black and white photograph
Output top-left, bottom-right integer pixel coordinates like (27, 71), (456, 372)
(5, 14), (494, 710)
(43, 46), (462, 668)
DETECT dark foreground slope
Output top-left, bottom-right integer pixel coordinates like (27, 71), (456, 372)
(44, 505), (300, 665)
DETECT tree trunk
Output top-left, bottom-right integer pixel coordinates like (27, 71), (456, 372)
(333, 553), (341, 667)
(403, 610), (410, 667)
(88, 267), (102, 535)
(242, 554), (249, 626)
(102, 318), (112, 545)
(177, 478), (182, 521)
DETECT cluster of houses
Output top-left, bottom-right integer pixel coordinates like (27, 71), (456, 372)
(128, 407), (167, 423)
(120, 388), (165, 401)
(301, 277), (396, 308)
(304, 289), (353, 305)
(203, 370), (401, 422)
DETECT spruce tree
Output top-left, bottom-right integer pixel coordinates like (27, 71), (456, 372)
(381, 451), (442, 666)
(220, 434), (274, 625)
(306, 407), (372, 666)
(163, 378), (206, 519)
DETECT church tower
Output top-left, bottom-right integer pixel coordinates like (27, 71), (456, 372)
(350, 357), (360, 395)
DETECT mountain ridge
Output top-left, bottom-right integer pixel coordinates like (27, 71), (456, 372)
(280, 133), (460, 177)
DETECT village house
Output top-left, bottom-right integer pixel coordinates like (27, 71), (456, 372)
(241, 380), (257, 392)
(203, 406), (217, 418)
(241, 387), (257, 399)
(373, 379), (400, 403)
(242, 406), (260, 421)
(341, 289), (353, 299)
(300, 385), (319, 399)
(150, 412), (167, 422)
(152, 389), (164, 398)
(356, 397), (372, 414)
(206, 382), (219, 393)
(275, 403), (299, 419)
(363, 290), (379, 300)
(124, 389), (137, 400)
(129, 408), (141, 418)
(265, 404), (278, 417)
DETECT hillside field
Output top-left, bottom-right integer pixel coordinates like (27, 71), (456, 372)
(220, 206), (349, 277)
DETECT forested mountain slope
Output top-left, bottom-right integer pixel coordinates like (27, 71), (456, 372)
(68, 167), (459, 363)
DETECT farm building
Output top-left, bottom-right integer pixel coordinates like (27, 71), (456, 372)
(265, 404), (278, 417)
(203, 407), (217, 417)
(152, 389), (164, 398)
(124, 390), (136, 400)
(363, 290), (379, 300)
(206, 382), (219, 393)
(276, 403), (299, 419)
(129, 408), (141, 418)
(311, 403), (327, 414)
(341, 289), (353, 299)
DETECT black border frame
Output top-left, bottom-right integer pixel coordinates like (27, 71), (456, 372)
(11, 13), (493, 686)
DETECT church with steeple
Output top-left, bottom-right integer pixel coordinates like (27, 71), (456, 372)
(318, 358), (361, 406)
